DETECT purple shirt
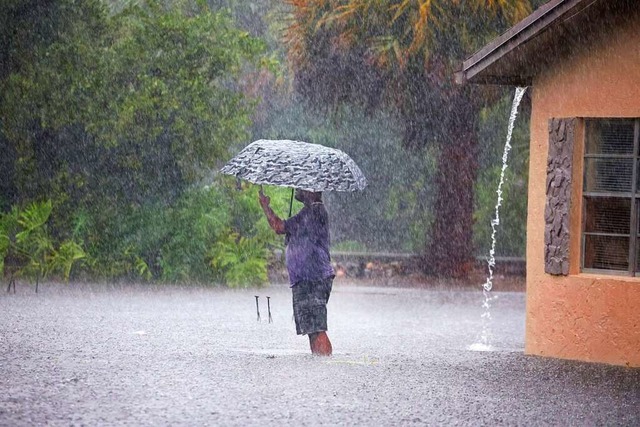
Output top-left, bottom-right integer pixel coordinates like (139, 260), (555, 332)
(284, 203), (335, 286)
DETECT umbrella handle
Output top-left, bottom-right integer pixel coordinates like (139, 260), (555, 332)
(288, 188), (294, 218)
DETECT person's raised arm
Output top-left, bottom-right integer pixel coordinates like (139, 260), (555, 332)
(259, 187), (285, 234)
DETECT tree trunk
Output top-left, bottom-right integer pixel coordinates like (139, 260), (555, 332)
(426, 94), (479, 278)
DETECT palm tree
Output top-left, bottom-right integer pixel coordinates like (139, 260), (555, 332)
(285, 0), (535, 277)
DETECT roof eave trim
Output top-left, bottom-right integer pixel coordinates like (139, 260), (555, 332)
(455, 71), (532, 87)
(458, 0), (587, 85)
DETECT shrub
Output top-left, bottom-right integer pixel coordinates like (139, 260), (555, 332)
(0, 200), (86, 282)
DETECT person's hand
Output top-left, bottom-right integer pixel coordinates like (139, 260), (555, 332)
(258, 186), (270, 209)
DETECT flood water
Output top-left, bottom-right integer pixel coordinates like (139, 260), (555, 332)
(1, 282), (638, 426)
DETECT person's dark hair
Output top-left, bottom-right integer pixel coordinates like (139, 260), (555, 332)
(309, 191), (322, 203)
(296, 189), (323, 204)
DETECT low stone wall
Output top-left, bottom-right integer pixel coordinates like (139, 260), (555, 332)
(331, 252), (525, 279)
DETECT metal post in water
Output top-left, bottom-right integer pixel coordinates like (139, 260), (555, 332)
(255, 295), (261, 322)
(267, 296), (272, 323)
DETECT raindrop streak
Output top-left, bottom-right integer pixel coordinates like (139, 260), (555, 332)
(471, 86), (527, 352)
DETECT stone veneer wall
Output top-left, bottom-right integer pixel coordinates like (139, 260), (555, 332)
(544, 118), (575, 275)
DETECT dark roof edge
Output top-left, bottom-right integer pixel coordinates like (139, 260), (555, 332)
(454, 72), (533, 86)
(456, 0), (589, 85)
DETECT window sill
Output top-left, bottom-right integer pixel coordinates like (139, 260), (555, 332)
(574, 270), (640, 282)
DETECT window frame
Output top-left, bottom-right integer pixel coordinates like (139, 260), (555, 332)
(581, 118), (640, 276)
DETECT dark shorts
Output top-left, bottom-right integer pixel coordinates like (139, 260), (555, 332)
(291, 277), (333, 335)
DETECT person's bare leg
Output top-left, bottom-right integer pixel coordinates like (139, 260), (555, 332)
(308, 332), (318, 354)
(309, 331), (332, 356)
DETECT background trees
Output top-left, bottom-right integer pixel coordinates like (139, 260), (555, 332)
(0, 0), (282, 284)
(0, 0), (537, 284)
(284, 0), (538, 276)
(2, 0), (263, 207)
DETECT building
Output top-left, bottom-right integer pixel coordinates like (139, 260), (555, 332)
(456, 0), (640, 367)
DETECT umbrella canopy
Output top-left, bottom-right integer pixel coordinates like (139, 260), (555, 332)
(220, 139), (367, 192)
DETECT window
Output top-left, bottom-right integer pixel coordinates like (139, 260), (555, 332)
(582, 119), (640, 275)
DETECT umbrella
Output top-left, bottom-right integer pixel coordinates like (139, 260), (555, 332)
(220, 139), (367, 192)
(220, 139), (367, 216)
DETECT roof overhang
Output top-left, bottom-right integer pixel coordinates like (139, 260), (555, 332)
(455, 0), (635, 86)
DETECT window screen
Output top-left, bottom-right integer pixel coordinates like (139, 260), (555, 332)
(582, 119), (640, 275)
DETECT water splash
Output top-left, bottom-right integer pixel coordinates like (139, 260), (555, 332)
(467, 342), (494, 352)
(470, 86), (527, 352)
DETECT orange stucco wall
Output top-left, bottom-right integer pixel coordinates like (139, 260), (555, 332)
(527, 12), (640, 366)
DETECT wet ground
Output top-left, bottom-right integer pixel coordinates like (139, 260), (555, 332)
(1, 281), (639, 426)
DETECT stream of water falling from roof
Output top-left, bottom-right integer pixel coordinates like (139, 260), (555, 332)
(470, 86), (527, 352)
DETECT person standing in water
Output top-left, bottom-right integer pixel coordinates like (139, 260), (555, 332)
(258, 187), (334, 356)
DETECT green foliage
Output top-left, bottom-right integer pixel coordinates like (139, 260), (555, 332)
(0, 178), (287, 287)
(157, 183), (249, 283)
(70, 178), (288, 285)
(15, 200), (52, 242)
(209, 232), (268, 287)
(0, 0), (278, 286)
(48, 241), (87, 282)
(1, 0), (267, 219)
(93, 2), (264, 169)
(13, 200), (54, 281)
(202, 181), (290, 286)
(154, 188), (227, 282)
(157, 181), (288, 284)
(125, 246), (152, 282)
(0, 200), (86, 281)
